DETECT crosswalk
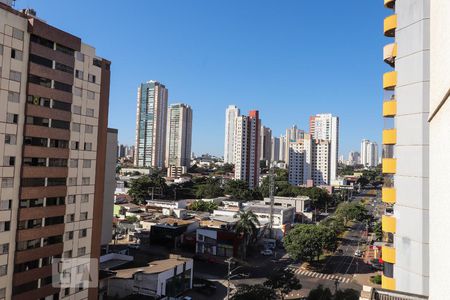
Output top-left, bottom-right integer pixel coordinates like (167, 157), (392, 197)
(287, 267), (351, 284)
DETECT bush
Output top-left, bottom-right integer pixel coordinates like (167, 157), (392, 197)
(371, 274), (382, 284)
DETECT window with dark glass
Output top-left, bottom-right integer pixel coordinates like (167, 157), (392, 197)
(26, 116), (49, 127)
(51, 119), (70, 130)
(55, 43), (74, 56)
(55, 62), (73, 74)
(88, 74), (96, 83)
(19, 198), (44, 208)
(11, 48), (23, 61)
(22, 157), (46, 167)
(48, 158), (67, 167)
(31, 34), (53, 48)
(21, 178), (45, 187)
(28, 74), (51, 88)
(54, 81), (72, 93)
(52, 100), (71, 111)
(45, 216), (64, 226)
(47, 178), (66, 186)
(29, 54), (53, 68)
(27, 95), (50, 107)
(50, 139), (69, 148)
(46, 197), (65, 206)
(93, 58), (102, 67)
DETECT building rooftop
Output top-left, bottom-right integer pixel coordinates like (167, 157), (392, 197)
(157, 217), (197, 227)
(113, 256), (192, 279)
(244, 205), (291, 214)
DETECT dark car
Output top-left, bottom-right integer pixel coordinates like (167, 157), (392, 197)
(370, 259), (384, 271)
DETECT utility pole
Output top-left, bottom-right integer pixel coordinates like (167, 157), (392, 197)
(226, 257), (233, 300)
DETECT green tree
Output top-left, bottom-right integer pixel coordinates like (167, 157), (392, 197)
(128, 174), (168, 204)
(263, 269), (301, 300)
(189, 200), (218, 213)
(320, 216), (345, 235)
(307, 285), (333, 300)
(335, 202), (368, 226)
(373, 221), (382, 241)
(236, 210), (260, 258)
(283, 224), (337, 262)
(125, 215), (139, 223)
(231, 284), (276, 300)
(334, 289), (359, 300)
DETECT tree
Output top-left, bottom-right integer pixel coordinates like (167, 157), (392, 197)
(335, 202), (368, 226)
(195, 178), (224, 199)
(307, 285), (333, 300)
(283, 224), (337, 262)
(236, 210), (260, 258)
(231, 284), (276, 300)
(320, 216), (345, 236)
(224, 180), (262, 200)
(128, 174), (168, 204)
(263, 269), (301, 300)
(125, 215), (139, 223)
(373, 221), (382, 241)
(189, 200), (218, 213)
(334, 289), (359, 300)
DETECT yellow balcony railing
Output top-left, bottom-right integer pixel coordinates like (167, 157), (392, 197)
(383, 43), (397, 67)
(384, 14), (397, 37)
(383, 129), (397, 145)
(383, 71), (397, 90)
(382, 245), (396, 264)
(382, 187), (396, 204)
(383, 158), (396, 174)
(382, 215), (396, 233)
(382, 275), (396, 290)
(383, 100), (397, 117)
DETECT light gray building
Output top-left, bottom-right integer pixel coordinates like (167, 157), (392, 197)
(166, 103), (192, 168)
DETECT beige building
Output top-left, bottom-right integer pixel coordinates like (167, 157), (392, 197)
(165, 103), (192, 168)
(288, 134), (312, 186)
(0, 3), (113, 299)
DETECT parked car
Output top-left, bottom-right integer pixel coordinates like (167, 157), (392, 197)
(261, 249), (273, 256)
(354, 249), (363, 257)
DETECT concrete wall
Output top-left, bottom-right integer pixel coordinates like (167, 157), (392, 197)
(101, 129), (117, 245)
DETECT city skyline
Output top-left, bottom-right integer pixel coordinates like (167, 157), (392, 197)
(20, 0), (387, 157)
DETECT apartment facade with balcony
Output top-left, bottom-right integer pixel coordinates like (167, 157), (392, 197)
(0, 3), (111, 299)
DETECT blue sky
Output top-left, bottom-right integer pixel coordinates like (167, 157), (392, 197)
(23, 0), (388, 157)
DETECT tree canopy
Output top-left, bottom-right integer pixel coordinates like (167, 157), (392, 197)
(189, 200), (218, 213)
(128, 174), (168, 204)
(264, 269), (301, 300)
(195, 178), (224, 199)
(231, 284), (276, 300)
(224, 179), (262, 200)
(307, 285), (359, 300)
(335, 202), (369, 226)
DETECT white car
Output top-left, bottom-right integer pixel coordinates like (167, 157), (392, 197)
(354, 249), (363, 257)
(261, 249), (273, 256)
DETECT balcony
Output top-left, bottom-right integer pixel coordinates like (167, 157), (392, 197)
(382, 245), (396, 264)
(382, 187), (396, 204)
(383, 129), (397, 145)
(383, 71), (397, 90)
(382, 215), (396, 234)
(383, 100), (397, 117)
(384, 14), (397, 37)
(382, 275), (396, 290)
(383, 43), (397, 67)
(382, 158), (396, 174)
(15, 243), (63, 264)
(17, 223), (65, 242)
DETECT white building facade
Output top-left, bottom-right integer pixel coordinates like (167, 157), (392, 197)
(224, 105), (239, 164)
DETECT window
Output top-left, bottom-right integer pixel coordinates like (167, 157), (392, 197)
(81, 194), (89, 203)
(29, 54), (52, 68)
(67, 214), (75, 223)
(0, 200), (11, 211)
(67, 195), (76, 204)
(28, 74), (51, 88)
(88, 74), (96, 83)
(0, 265), (7, 276)
(81, 177), (90, 185)
(11, 48), (23, 60)
(82, 160), (91, 168)
(3, 156), (15, 166)
(30, 34), (53, 49)
(72, 123), (81, 132)
(0, 44), (3, 55)
(74, 87), (82, 96)
(54, 81), (72, 92)
(19, 198), (44, 208)
(46, 197), (65, 206)
(87, 90), (95, 100)
(93, 58), (102, 67)
(9, 70), (21, 82)
(27, 95), (50, 107)
(52, 100), (71, 111)
(69, 159), (78, 168)
(0, 288), (5, 299)
(78, 247), (86, 256)
(5, 134), (16, 145)
(86, 108), (94, 117)
(47, 178), (66, 186)
(0, 222), (10, 232)
(0, 243), (9, 255)
(21, 178), (45, 187)
(68, 177), (77, 186)
(84, 142), (92, 151)
(26, 116), (49, 127)
(75, 70), (84, 79)
(51, 119), (70, 130)
(50, 139), (69, 148)
(85, 125), (93, 134)
(8, 91), (20, 103)
(12, 28), (24, 40)
(66, 231), (73, 241)
(80, 212), (88, 221)
(79, 229), (87, 238)
(48, 158), (67, 167)
(55, 43), (74, 56)
(76, 52), (84, 62)
(6, 113), (18, 124)
(64, 250), (72, 258)
(71, 141), (79, 150)
(1, 178), (13, 188)
(55, 62), (73, 74)
(72, 105), (81, 114)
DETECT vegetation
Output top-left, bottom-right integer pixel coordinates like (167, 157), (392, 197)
(264, 269), (302, 300)
(283, 224), (337, 262)
(125, 215), (139, 223)
(128, 174), (168, 204)
(231, 284), (276, 300)
(334, 202), (369, 226)
(189, 200), (218, 213)
(371, 274), (382, 285)
(195, 178), (224, 199)
(224, 179), (262, 200)
(236, 210), (260, 258)
(373, 221), (383, 241)
(320, 216), (345, 236)
(307, 285), (359, 300)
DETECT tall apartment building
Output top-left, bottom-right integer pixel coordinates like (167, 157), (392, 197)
(271, 136), (280, 162)
(0, 3), (113, 299)
(381, 0), (430, 295)
(279, 135), (287, 162)
(288, 134), (311, 186)
(311, 140), (330, 186)
(259, 125), (272, 162)
(234, 111), (260, 189)
(165, 103), (192, 168)
(223, 105), (239, 164)
(134, 81), (168, 168)
(347, 151), (360, 166)
(361, 139), (378, 167)
(309, 113), (339, 182)
(283, 125), (304, 166)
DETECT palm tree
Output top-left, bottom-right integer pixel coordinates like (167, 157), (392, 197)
(235, 210), (260, 258)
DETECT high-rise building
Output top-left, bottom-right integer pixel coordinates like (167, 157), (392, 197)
(259, 125), (272, 162)
(380, 0), (431, 295)
(284, 125), (304, 165)
(0, 3), (113, 299)
(360, 139), (378, 167)
(288, 134), (312, 186)
(347, 151), (360, 166)
(224, 105), (240, 164)
(309, 114), (339, 182)
(134, 81), (168, 168)
(271, 137), (280, 162)
(311, 140), (330, 186)
(234, 111), (260, 189)
(279, 135), (287, 162)
(165, 103), (193, 168)
(118, 144), (126, 158)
